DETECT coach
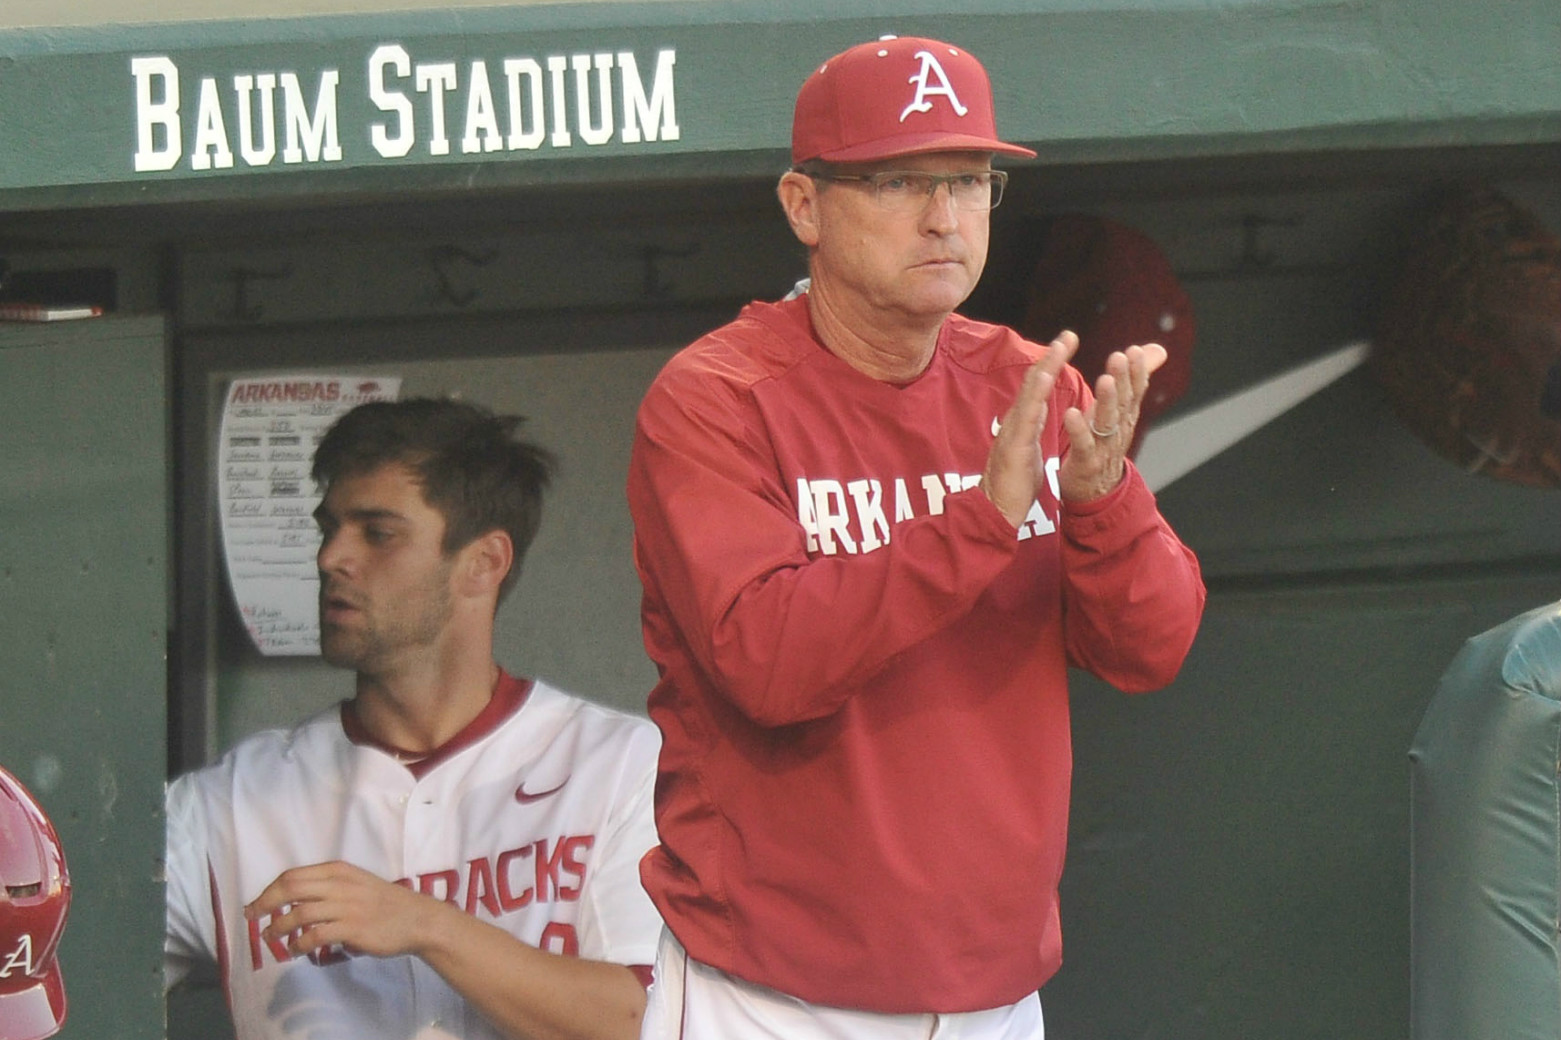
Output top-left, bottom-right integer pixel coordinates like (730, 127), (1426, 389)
(627, 34), (1206, 1040)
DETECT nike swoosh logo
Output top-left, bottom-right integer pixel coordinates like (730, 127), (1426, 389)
(1135, 341), (1370, 492)
(515, 777), (569, 804)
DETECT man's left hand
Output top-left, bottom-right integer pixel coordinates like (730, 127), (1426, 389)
(1058, 343), (1167, 502)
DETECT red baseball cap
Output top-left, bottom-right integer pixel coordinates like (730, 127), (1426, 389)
(791, 35), (1037, 165)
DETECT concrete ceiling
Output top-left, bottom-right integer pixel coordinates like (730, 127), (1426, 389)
(0, 0), (670, 30)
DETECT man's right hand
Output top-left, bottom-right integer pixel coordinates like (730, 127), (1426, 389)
(246, 860), (437, 961)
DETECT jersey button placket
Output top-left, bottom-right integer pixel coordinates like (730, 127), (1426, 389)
(402, 775), (440, 1026)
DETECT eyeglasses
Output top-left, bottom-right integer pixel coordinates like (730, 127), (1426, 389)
(805, 169), (1007, 212)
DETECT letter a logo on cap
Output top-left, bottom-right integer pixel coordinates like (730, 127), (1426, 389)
(900, 50), (969, 123)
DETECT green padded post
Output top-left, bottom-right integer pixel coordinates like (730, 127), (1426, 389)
(1410, 601), (1561, 1040)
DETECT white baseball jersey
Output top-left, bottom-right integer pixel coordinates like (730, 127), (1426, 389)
(164, 673), (663, 1040)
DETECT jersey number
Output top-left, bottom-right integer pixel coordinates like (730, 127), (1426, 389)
(538, 922), (579, 956)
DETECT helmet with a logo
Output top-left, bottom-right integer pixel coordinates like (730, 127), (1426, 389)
(0, 766), (69, 1040)
(1022, 213), (1197, 458)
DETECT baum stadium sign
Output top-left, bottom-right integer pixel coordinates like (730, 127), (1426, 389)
(1, 1), (1558, 210)
(0, 7), (814, 207)
(129, 44), (680, 174)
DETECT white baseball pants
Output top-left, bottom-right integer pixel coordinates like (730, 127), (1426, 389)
(639, 928), (1045, 1040)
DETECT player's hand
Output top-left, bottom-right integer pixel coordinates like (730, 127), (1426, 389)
(982, 331), (1077, 528)
(1056, 342), (1167, 503)
(245, 860), (447, 961)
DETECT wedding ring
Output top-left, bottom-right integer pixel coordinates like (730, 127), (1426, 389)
(1089, 420), (1118, 438)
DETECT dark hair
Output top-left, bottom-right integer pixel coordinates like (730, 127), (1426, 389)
(311, 398), (556, 602)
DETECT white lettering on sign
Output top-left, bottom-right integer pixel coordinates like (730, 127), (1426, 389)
(618, 49), (679, 144)
(364, 45), (679, 157)
(133, 57), (342, 172)
(131, 56), (182, 172)
(282, 72), (344, 164)
(369, 44), (415, 158)
(503, 58), (546, 150)
(235, 74), (278, 166)
(132, 44), (678, 175)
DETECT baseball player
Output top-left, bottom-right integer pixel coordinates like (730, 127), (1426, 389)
(626, 36), (1206, 1039)
(165, 399), (662, 1040)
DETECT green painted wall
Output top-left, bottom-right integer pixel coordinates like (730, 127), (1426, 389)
(1055, 573), (1561, 1040)
(1, 0), (635, 30)
(1, 0), (1558, 210)
(0, 317), (168, 1040)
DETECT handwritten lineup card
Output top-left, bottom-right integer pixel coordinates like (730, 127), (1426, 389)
(218, 375), (401, 656)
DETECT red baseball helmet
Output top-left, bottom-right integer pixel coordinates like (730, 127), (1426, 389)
(0, 766), (69, 1040)
(1021, 214), (1197, 457)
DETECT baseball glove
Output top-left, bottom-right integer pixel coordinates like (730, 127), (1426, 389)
(1373, 183), (1561, 488)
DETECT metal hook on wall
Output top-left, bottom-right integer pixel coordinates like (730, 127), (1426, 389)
(1237, 213), (1301, 272)
(427, 245), (499, 307)
(640, 243), (701, 300)
(1542, 360), (1561, 419)
(228, 264), (294, 321)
